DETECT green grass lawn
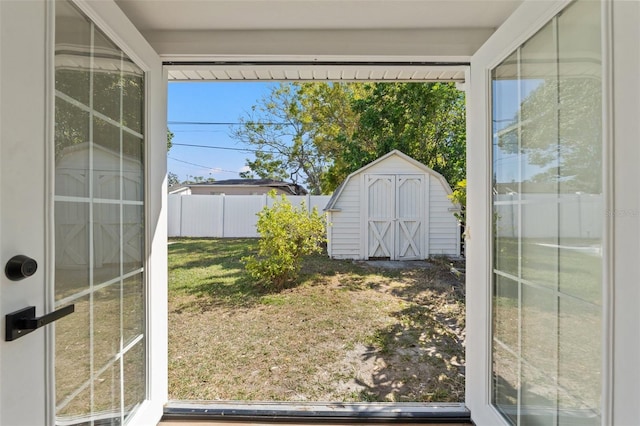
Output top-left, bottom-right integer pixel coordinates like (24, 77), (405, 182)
(168, 238), (465, 402)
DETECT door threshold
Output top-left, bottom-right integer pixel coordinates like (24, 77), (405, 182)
(163, 401), (471, 423)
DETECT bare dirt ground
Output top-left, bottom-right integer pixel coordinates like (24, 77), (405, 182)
(322, 260), (466, 402)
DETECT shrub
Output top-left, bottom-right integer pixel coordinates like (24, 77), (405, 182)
(242, 192), (326, 289)
(448, 179), (466, 226)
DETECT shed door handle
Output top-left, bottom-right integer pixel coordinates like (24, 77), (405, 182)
(5, 305), (75, 341)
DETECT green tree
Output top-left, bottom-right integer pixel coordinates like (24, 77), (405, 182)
(168, 172), (179, 186)
(233, 82), (466, 195)
(239, 151), (287, 180)
(296, 82), (367, 192)
(331, 82), (466, 190)
(167, 129), (174, 151)
(232, 82), (361, 194)
(448, 179), (466, 225)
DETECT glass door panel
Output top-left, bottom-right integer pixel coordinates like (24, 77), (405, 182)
(491, 1), (603, 424)
(54, 0), (146, 424)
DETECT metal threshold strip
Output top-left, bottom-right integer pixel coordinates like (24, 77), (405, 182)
(163, 401), (471, 423)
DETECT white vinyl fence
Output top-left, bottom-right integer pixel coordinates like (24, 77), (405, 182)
(168, 194), (332, 238)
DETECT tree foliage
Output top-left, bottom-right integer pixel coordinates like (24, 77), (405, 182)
(331, 82), (466, 191)
(167, 129), (174, 151)
(168, 172), (180, 186)
(232, 83), (361, 194)
(233, 82), (466, 195)
(242, 192), (326, 289)
(448, 179), (466, 225)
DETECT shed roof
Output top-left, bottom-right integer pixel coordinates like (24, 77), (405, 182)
(324, 149), (454, 211)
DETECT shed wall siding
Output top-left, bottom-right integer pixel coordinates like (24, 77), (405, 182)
(428, 177), (459, 256)
(328, 177), (361, 258)
(364, 156), (421, 175)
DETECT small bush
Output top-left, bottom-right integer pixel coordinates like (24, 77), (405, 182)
(447, 179), (466, 226)
(242, 192), (326, 289)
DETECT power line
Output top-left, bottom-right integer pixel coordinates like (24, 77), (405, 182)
(168, 156), (238, 174)
(168, 121), (287, 126)
(172, 130), (226, 133)
(172, 142), (276, 154)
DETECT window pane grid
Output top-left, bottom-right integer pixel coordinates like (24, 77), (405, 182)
(55, 269), (143, 316)
(54, 1), (145, 424)
(55, 196), (143, 206)
(56, 90), (144, 140)
(491, 1), (602, 425)
(495, 269), (602, 309)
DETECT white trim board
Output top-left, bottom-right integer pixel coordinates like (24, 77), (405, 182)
(466, 1), (574, 425)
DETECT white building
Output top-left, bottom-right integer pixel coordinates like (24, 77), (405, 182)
(325, 150), (460, 260)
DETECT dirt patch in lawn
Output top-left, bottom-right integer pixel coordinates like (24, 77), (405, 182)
(168, 238), (465, 402)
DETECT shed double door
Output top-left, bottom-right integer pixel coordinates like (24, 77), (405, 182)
(365, 174), (425, 260)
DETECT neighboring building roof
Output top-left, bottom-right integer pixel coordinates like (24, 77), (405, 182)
(168, 184), (190, 194)
(324, 149), (454, 211)
(186, 179), (308, 195)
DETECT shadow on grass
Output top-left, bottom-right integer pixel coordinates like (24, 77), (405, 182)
(169, 239), (410, 313)
(299, 253), (407, 291)
(353, 262), (466, 402)
(169, 238), (268, 311)
(168, 238), (466, 402)
(169, 238), (253, 271)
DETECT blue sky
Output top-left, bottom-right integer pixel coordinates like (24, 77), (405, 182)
(167, 82), (278, 182)
(167, 79), (532, 185)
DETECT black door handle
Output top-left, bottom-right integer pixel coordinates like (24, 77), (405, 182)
(5, 305), (74, 341)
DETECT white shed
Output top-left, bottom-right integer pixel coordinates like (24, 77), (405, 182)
(324, 150), (460, 260)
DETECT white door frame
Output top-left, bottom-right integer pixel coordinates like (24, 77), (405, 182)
(610, 1), (640, 424)
(67, 2), (168, 425)
(5, 0), (632, 423)
(0, 0), (166, 424)
(0, 2), (50, 424)
(88, 0), (639, 423)
(465, 1), (615, 425)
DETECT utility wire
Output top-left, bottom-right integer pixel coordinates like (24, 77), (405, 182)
(172, 130), (226, 133)
(168, 121), (287, 126)
(168, 156), (238, 174)
(172, 142), (276, 154)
